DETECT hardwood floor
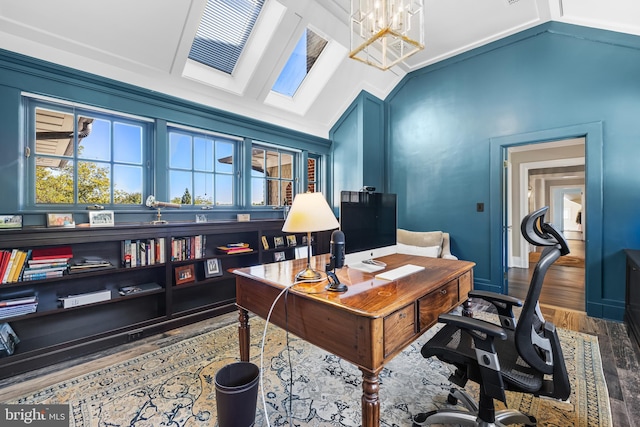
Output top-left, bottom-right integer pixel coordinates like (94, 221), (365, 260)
(508, 239), (585, 311)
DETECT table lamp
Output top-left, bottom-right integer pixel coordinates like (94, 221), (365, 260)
(282, 192), (339, 281)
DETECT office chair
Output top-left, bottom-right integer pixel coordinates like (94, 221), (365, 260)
(413, 206), (571, 426)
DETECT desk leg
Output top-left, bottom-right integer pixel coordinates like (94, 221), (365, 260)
(238, 308), (250, 361)
(360, 368), (381, 427)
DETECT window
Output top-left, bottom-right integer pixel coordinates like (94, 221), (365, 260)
(188, 0), (265, 75)
(307, 155), (319, 193)
(29, 99), (149, 206)
(251, 145), (295, 206)
(272, 28), (328, 97)
(168, 127), (237, 206)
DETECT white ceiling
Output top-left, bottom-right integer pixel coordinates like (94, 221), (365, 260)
(1, 0), (639, 138)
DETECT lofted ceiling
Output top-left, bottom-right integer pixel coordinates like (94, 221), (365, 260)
(1, 0), (639, 138)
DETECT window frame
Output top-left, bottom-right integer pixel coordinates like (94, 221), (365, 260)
(167, 124), (241, 208)
(24, 96), (153, 210)
(250, 142), (300, 208)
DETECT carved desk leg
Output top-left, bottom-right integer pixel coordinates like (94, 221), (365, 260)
(238, 308), (250, 362)
(360, 368), (381, 427)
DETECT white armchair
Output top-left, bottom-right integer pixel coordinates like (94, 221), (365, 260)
(396, 229), (458, 260)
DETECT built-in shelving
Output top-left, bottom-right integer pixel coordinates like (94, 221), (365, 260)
(0, 220), (331, 379)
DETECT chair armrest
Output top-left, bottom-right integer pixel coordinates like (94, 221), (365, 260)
(438, 313), (507, 341)
(469, 290), (522, 330)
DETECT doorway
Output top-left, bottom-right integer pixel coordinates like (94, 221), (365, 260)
(506, 138), (586, 311)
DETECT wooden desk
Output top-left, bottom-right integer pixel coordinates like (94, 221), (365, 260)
(233, 253), (475, 427)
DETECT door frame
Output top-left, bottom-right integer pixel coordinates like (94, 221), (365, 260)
(489, 122), (604, 316)
(515, 156), (584, 269)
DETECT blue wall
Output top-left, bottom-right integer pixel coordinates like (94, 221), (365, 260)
(329, 91), (385, 210)
(381, 22), (640, 320)
(0, 49), (331, 225)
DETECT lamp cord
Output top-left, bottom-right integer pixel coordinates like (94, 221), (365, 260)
(259, 278), (326, 426)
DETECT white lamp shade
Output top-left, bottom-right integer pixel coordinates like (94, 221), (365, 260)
(282, 192), (339, 233)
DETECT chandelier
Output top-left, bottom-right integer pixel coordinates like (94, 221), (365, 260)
(349, 0), (425, 71)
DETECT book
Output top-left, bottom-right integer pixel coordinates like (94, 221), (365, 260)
(8, 250), (27, 283)
(122, 239), (132, 268)
(22, 270), (65, 280)
(30, 246), (73, 261)
(0, 251), (10, 282)
(0, 295), (37, 307)
(0, 304), (37, 319)
(118, 282), (162, 296)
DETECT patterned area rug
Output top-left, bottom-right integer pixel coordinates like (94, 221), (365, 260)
(7, 315), (611, 426)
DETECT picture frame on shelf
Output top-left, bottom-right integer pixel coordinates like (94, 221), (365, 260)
(195, 214), (208, 223)
(0, 215), (22, 230)
(89, 211), (115, 227)
(295, 246), (309, 260)
(273, 236), (285, 248)
(286, 235), (297, 247)
(261, 235), (269, 250)
(204, 258), (222, 278)
(274, 251), (286, 262)
(46, 213), (75, 228)
(175, 264), (195, 285)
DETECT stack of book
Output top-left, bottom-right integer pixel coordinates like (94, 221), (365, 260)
(69, 257), (114, 274)
(216, 243), (253, 255)
(0, 295), (38, 320)
(22, 246), (73, 281)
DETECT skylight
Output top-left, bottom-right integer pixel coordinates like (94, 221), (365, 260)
(188, 0), (265, 75)
(272, 28), (328, 97)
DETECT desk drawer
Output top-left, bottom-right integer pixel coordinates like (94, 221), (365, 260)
(384, 304), (415, 357)
(418, 280), (459, 330)
(458, 271), (472, 300)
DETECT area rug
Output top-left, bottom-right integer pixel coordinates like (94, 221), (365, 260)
(6, 315), (611, 427)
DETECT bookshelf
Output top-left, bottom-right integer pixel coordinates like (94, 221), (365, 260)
(0, 220), (331, 379)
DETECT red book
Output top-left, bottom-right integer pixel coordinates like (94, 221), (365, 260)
(0, 251), (10, 281)
(30, 246), (73, 260)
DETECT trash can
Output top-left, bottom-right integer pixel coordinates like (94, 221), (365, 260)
(215, 361), (260, 427)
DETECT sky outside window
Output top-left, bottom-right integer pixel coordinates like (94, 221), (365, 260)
(272, 28), (328, 97)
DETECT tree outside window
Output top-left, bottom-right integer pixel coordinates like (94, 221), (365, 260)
(31, 103), (146, 206)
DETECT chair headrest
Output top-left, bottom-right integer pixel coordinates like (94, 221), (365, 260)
(520, 206), (570, 255)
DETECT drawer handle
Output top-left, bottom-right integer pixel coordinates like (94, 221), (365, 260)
(440, 289), (447, 295)
(399, 312), (407, 319)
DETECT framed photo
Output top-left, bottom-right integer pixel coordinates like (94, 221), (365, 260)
(0, 215), (22, 230)
(286, 235), (297, 247)
(175, 264), (195, 285)
(47, 213), (75, 228)
(274, 251), (286, 262)
(204, 258), (223, 278)
(261, 235), (269, 250)
(295, 246), (309, 260)
(273, 236), (285, 248)
(195, 214), (208, 223)
(89, 211), (114, 227)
